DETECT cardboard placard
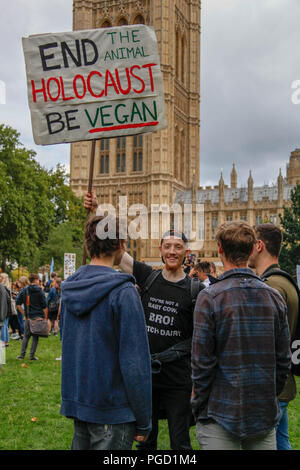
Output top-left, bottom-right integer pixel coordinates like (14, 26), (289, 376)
(22, 25), (166, 145)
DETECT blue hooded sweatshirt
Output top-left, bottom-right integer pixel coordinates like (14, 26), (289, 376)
(60, 265), (152, 435)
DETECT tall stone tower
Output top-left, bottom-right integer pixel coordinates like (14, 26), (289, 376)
(70, 0), (201, 261)
(286, 149), (300, 185)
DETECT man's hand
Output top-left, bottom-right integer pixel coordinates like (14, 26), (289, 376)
(84, 190), (98, 213)
(134, 434), (149, 443)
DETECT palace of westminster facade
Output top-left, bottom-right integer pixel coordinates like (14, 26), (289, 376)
(70, 0), (300, 265)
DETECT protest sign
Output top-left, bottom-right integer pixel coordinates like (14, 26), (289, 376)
(64, 253), (76, 280)
(22, 25), (166, 145)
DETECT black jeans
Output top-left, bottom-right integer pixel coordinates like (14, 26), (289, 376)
(20, 319), (39, 359)
(71, 420), (136, 450)
(137, 387), (192, 450)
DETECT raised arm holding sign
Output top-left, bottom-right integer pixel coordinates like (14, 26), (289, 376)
(23, 24), (166, 264)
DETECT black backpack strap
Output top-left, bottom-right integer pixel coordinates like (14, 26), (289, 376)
(262, 268), (300, 377)
(24, 287), (30, 318)
(262, 269), (300, 295)
(140, 269), (162, 299)
(190, 277), (206, 306)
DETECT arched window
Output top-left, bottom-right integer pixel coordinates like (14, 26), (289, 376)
(101, 20), (112, 28)
(99, 139), (110, 174)
(180, 130), (185, 184)
(174, 126), (179, 179)
(181, 34), (186, 85)
(117, 17), (128, 26)
(175, 28), (180, 79)
(133, 14), (145, 25)
(133, 134), (143, 171)
(116, 137), (126, 173)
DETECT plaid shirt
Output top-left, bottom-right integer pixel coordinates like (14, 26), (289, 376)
(191, 268), (291, 439)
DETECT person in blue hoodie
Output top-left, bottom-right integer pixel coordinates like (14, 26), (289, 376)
(60, 215), (152, 450)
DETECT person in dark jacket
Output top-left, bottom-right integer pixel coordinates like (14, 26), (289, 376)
(60, 215), (152, 450)
(249, 223), (299, 450)
(16, 273), (47, 361)
(46, 278), (61, 335)
(192, 221), (291, 450)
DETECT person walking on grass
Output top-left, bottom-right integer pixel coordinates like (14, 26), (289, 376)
(47, 277), (62, 336)
(60, 215), (152, 450)
(192, 221), (291, 450)
(16, 273), (47, 361)
(0, 274), (12, 348)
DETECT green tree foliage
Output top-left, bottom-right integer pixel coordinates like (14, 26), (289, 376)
(0, 124), (85, 272)
(279, 184), (300, 277)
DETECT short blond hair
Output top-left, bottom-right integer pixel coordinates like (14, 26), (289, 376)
(216, 222), (256, 266)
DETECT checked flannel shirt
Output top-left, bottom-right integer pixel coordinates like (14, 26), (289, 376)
(191, 268), (291, 439)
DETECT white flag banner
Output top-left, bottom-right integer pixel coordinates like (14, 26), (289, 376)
(64, 253), (76, 280)
(22, 25), (166, 145)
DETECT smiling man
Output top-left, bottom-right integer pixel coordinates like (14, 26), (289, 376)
(120, 230), (196, 451)
(84, 192), (201, 450)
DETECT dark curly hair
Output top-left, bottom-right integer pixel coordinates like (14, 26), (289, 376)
(85, 215), (126, 259)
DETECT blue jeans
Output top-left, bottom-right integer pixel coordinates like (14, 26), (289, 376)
(71, 419), (136, 450)
(276, 401), (291, 450)
(17, 312), (24, 336)
(0, 317), (9, 343)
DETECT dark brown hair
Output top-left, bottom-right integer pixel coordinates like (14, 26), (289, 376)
(85, 215), (125, 259)
(254, 223), (282, 258)
(195, 261), (211, 274)
(216, 222), (256, 266)
(29, 273), (40, 283)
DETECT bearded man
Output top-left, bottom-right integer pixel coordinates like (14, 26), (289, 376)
(84, 192), (197, 450)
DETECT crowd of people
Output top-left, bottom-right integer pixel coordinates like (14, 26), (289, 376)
(0, 271), (62, 364)
(0, 191), (299, 452)
(60, 192), (300, 452)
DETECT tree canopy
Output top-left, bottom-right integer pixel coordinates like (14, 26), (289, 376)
(279, 184), (300, 278)
(0, 124), (85, 273)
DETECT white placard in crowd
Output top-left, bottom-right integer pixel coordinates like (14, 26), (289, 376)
(297, 265), (300, 288)
(22, 25), (166, 145)
(64, 253), (76, 280)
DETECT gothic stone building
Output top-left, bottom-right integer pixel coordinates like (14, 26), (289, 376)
(70, 0), (299, 264)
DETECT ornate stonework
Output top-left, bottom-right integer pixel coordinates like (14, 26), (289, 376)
(70, 1), (298, 264)
(71, 0), (201, 262)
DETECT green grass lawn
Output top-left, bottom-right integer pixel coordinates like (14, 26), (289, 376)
(0, 335), (299, 450)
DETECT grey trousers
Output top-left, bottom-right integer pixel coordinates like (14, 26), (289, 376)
(71, 420), (136, 450)
(20, 319), (39, 359)
(196, 421), (276, 450)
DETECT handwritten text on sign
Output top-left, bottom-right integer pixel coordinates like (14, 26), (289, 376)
(22, 26), (166, 145)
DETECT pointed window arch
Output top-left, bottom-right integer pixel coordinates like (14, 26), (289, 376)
(101, 20), (112, 28)
(133, 14), (145, 25)
(181, 34), (186, 85)
(180, 129), (186, 184)
(175, 28), (180, 79)
(117, 17), (128, 26)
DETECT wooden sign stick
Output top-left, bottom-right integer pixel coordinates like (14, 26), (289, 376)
(82, 139), (97, 265)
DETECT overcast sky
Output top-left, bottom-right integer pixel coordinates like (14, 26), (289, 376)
(1, 0), (300, 188)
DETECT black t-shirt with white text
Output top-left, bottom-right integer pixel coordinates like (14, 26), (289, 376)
(133, 260), (194, 390)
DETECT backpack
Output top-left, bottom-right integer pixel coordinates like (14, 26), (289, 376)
(140, 269), (206, 307)
(0, 284), (10, 323)
(44, 281), (51, 293)
(262, 269), (300, 377)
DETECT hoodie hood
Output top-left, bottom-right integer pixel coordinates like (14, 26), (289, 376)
(61, 265), (136, 317)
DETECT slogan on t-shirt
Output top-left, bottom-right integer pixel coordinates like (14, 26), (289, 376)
(147, 296), (181, 337)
